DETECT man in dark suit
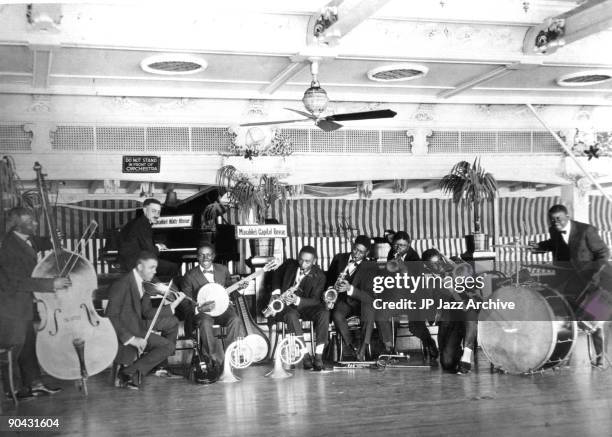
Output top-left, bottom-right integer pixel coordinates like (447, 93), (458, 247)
(382, 231), (438, 364)
(105, 251), (183, 389)
(181, 243), (246, 368)
(118, 198), (178, 278)
(530, 204), (610, 366)
(327, 235), (376, 361)
(268, 246), (328, 370)
(388, 231), (421, 262)
(0, 207), (69, 399)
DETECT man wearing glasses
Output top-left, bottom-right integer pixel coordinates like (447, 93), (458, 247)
(529, 204), (610, 367)
(327, 235), (377, 361)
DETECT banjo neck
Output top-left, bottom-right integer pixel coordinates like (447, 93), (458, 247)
(225, 269), (264, 295)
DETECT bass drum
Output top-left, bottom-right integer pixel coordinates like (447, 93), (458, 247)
(478, 283), (577, 374)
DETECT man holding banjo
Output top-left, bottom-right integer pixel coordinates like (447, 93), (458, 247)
(181, 243), (248, 370)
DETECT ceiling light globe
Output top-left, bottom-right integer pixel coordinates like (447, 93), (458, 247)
(302, 85), (328, 117)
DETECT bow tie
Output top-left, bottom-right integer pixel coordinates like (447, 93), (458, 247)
(203, 268), (214, 274)
(559, 230), (567, 234)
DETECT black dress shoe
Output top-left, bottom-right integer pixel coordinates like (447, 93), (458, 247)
(31, 383), (63, 396)
(457, 361), (472, 375)
(313, 356), (325, 371)
(302, 353), (313, 370)
(5, 390), (35, 400)
(118, 370), (140, 390)
(154, 367), (182, 379)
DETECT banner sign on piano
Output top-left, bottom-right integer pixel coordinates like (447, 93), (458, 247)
(122, 155), (161, 173)
(152, 215), (193, 229)
(235, 224), (287, 239)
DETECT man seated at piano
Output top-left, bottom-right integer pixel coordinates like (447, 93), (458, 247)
(118, 198), (179, 279)
(180, 243), (246, 373)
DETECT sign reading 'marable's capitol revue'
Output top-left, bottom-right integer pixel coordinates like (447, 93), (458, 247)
(235, 225), (288, 239)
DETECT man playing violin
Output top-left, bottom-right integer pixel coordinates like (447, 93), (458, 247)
(180, 243), (247, 372)
(0, 207), (69, 399)
(267, 246), (328, 371)
(106, 251), (185, 389)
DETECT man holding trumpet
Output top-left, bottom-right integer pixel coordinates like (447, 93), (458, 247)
(266, 246), (328, 371)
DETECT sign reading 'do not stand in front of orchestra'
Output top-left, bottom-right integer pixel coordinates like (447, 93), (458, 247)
(235, 224), (287, 239)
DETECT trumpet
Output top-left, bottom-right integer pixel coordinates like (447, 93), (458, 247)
(323, 270), (347, 310)
(262, 285), (299, 318)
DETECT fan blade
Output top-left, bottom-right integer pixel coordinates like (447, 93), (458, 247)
(239, 118), (309, 127)
(284, 107), (317, 120)
(316, 119), (343, 132)
(325, 109), (397, 122)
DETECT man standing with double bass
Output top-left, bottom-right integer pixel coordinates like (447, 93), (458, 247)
(0, 207), (68, 399)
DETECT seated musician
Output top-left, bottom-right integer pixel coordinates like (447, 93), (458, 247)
(388, 231), (420, 263)
(0, 207), (67, 399)
(267, 246), (328, 371)
(106, 251), (184, 389)
(117, 198), (179, 279)
(180, 243), (246, 372)
(528, 204), (611, 367)
(381, 232), (439, 365)
(422, 249), (480, 374)
(327, 235), (376, 361)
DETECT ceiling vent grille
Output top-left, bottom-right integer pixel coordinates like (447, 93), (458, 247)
(367, 64), (428, 82)
(557, 70), (612, 87)
(140, 55), (207, 75)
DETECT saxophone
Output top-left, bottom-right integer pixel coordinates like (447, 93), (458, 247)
(262, 284), (299, 318)
(323, 269), (348, 310)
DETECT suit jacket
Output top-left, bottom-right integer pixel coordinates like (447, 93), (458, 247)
(180, 263), (232, 302)
(0, 232), (55, 327)
(118, 214), (158, 271)
(272, 260), (325, 310)
(105, 270), (173, 363)
(326, 252), (374, 302)
(537, 220), (609, 272)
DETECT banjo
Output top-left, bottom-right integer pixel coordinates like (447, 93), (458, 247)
(196, 259), (279, 362)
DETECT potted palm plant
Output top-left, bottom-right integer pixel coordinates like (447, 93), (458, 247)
(439, 158), (498, 252)
(217, 165), (288, 256)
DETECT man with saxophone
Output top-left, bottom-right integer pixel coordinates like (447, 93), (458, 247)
(180, 243), (246, 374)
(422, 248), (480, 374)
(326, 235), (376, 361)
(267, 246), (328, 371)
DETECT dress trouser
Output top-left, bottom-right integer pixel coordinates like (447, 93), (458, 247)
(196, 305), (245, 363)
(332, 297), (373, 346)
(274, 304), (329, 347)
(122, 316), (179, 377)
(377, 320), (435, 348)
(0, 317), (41, 391)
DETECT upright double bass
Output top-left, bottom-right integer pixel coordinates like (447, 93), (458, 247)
(32, 162), (117, 389)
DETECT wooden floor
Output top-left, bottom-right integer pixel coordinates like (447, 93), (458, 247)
(4, 331), (612, 437)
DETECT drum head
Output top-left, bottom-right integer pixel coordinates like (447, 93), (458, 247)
(197, 283), (229, 317)
(479, 285), (557, 374)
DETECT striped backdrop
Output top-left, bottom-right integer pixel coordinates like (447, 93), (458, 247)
(36, 195), (611, 274)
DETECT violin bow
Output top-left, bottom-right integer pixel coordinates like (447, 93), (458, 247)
(144, 279), (173, 342)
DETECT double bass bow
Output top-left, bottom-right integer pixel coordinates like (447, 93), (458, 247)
(31, 162), (117, 393)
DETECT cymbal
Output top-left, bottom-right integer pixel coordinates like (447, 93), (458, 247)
(521, 263), (574, 271)
(492, 243), (533, 249)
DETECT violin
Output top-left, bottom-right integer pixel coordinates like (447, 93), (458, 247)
(31, 162), (118, 392)
(143, 279), (195, 304)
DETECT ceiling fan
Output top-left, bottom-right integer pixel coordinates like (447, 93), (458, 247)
(240, 60), (397, 132)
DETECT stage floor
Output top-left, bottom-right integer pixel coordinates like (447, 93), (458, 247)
(4, 331), (612, 437)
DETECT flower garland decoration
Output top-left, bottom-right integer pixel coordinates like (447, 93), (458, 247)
(226, 128), (293, 160)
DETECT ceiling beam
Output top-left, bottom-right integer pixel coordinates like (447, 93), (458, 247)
(261, 61), (307, 95)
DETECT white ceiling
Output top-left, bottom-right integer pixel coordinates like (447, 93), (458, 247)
(1, 0), (611, 112)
